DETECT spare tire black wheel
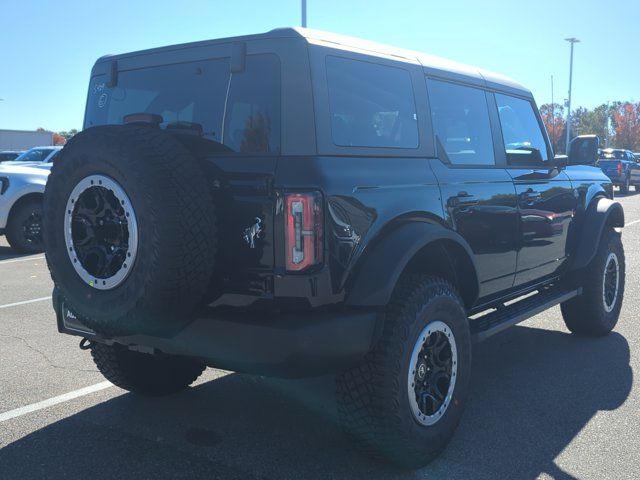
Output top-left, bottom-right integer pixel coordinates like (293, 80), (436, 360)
(44, 125), (217, 337)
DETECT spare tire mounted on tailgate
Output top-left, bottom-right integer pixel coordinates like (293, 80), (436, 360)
(44, 125), (217, 336)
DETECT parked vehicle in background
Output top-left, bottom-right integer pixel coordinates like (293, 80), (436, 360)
(0, 151), (24, 163)
(634, 152), (640, 162)
(4, 146), (62, 170)
(0, 164), (49, 253)
(597, 148), (640, 193)
(44, 28), (625, 469)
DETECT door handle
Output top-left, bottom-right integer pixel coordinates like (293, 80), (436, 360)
(520, 191), (541, 203)
(448, 192), (479, 209)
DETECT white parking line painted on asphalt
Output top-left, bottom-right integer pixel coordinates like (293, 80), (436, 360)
(626, 219), (640, 227)
(0, 255), (46, 265)
(0, 296), (51, 310)
(0, 382), (112, 423)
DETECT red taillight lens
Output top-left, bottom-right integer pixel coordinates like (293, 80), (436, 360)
(285, 192), (323, 272)
(617, 162), (623, 174)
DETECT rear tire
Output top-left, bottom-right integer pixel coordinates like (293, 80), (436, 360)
(561, 228), (624, 336)
(336, 275), (471, 469)
(6, 199), (44, 254)
(91, 342), (206, 396)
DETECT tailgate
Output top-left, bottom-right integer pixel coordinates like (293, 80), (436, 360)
(598, 160), (622, 177)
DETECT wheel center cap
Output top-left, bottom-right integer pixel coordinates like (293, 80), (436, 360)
(417, 361), (427, 381)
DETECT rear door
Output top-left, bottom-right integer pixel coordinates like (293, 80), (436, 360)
(427, 79), (519, 298)
(493, 93), (578, 286)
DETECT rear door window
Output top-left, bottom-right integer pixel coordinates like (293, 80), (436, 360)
(427, 79), (495, 165)
(326, 56), (418, 149)
(495, 93), (549, 165)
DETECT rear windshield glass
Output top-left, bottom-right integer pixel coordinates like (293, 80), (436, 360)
(599, 151), (625, 159)
(326, 56), (418, 149)
(85, 54), (281, 154)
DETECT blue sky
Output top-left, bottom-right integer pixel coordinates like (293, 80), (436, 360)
(1, 0), (638, 132)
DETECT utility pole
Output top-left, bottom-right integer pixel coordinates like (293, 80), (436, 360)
(551, 75), (554, 148)
(565, 37), (580, 153)
(301, 0), (307, 28)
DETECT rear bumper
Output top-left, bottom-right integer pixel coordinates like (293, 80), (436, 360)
(54, 294), (383, 378)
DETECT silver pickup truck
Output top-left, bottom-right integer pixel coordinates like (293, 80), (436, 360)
(0, 164), (49, 253)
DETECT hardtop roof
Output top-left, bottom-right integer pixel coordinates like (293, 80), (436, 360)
(95, 27), (530, 95)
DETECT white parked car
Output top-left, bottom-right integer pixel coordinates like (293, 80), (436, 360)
(0, 164), (50, 252)
(3, 146), (62, 170)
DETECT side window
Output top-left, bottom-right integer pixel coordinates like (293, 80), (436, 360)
(495, 93), (549, 164)
(326, 56), (418, 148)
(427, 79), (495, 165)
(223, 54), (281, 154)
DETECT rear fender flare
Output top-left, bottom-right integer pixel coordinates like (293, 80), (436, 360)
(345, 222), (479, 308)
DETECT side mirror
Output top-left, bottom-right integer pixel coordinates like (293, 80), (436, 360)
(568, 135), (599, 166)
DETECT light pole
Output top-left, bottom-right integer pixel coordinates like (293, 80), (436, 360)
(565, 37), (580, 152)
(301, 0), (307, 27)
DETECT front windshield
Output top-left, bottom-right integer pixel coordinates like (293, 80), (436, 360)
(14, 148), (54, 163)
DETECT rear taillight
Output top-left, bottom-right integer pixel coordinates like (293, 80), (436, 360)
(285, 192), (323, 272)
(617, 162), (623, 174)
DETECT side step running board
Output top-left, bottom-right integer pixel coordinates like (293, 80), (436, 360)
(470, 287), (582, 343)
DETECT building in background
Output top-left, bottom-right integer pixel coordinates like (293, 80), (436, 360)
(0, 129), (54, 150)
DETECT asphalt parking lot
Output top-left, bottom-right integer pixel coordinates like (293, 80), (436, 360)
(1, 191), (639, 480)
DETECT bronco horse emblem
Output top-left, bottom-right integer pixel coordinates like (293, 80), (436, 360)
(243, 217), (263, 249)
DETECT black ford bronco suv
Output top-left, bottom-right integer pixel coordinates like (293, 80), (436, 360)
(44, 28), (625, 468)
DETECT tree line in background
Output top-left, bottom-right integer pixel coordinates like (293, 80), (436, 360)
(540, 101), (640, 154)
(42, 102), (640, 153)
(37, 127), (78, 146)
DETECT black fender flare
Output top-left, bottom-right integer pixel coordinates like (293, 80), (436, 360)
(345, 222), (479, 307)
(570, 197), (625, 271)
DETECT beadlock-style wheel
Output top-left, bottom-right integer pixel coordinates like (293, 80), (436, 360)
(407, 320), (458, 426)
(63, 174), (138, 290)
(602, 252), (620, 313)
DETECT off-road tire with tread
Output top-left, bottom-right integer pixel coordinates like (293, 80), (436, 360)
(44, 125), (217, 337)
(561, 228), (625, 336)
(91, 342), (206, 396)
(336, 275), (472, 469)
